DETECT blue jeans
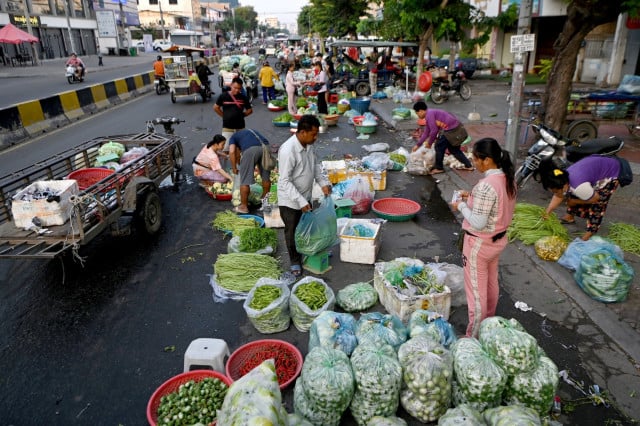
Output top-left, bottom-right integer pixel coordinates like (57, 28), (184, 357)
(262, 86), (275, 103)
(434, 132), (472, 170)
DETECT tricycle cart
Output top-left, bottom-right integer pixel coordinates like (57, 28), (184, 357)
(162, 45), (210, 104)
(563, 90), (640, 142)
(0, 132), (183, 259)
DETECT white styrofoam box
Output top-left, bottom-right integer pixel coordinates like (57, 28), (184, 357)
(12, 180), (79, 229)
(339, 219), (381, 264)
(263, 205), (285, 228)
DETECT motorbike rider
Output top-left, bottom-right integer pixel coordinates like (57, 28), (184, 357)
(196, 60), (214, 95)
(66, 53), (85, 79)
(153, 55), (166, 88)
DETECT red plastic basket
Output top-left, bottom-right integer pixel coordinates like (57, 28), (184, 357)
(146, 370), (232, 426)
(67, 168), (115, 190)
(371, 198), (421, 222)
(226, 339), (303, 390)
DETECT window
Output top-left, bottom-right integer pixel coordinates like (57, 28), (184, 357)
(149, 0), (158, 4)
(168, 0), (177, 4)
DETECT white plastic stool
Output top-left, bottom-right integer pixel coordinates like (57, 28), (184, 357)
(183, 338), (230, 373)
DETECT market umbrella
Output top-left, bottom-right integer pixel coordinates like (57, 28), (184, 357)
(0, 23), (39, 44)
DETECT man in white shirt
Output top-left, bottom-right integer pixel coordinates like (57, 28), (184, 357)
(277, 115), (331, 277)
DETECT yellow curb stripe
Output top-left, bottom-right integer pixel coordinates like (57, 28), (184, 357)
(17, 101), (45, 127)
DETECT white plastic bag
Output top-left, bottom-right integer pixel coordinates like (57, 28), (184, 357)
(362, 143), (390, 153)
(406, 146), (435, 175)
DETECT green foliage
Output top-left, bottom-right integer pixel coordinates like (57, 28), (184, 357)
(534, 59), (553, 81)
(298, 6), (314, 35)
(309, 0), (369, 38)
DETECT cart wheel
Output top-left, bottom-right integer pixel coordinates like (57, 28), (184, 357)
(137, 191), (162, 235)
(170, 92), (176, 103)
(566, 120), (597, 143)
(171, 142), (184, 186)
(355, 81), (369, 97)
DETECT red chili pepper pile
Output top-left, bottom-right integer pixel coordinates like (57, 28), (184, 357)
(236, 344), (299, 385)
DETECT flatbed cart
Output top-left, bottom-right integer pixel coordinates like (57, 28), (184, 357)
(0, 132), (183, 259)
(162, 45), (210, 104)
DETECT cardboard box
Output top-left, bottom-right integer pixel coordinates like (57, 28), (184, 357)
(12, 180), (79, 229)
(339, 219), (381, 264)
(373, 263), (451, 322)
(346, 170), (387, 191)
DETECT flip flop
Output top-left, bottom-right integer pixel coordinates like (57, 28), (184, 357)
(560, 218), (575, 224)
(290, 264), (302, 277)
(429, 169), (445, 175)
(233, 206), (249, 214)
(459, 167), (475, 171)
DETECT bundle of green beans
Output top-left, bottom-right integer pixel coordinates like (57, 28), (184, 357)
(156, 377), (228, 425)
(243, 282), (291, 334)
(607, 222), (640, 256)
(290, 279), (335, 332)
(212, 210), (259, 236)
(507, 203), (569, 245)
(214, 253), (281, 293)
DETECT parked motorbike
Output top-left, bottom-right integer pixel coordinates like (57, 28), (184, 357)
(430, 68), (471, 104)
(65, 65), (84, 84)
(244, 75), (259, 103)
(515, 122), (625, 188)
(154, 76), (169, 95)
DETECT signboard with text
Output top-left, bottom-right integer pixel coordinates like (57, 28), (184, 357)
(96, 10), (117, 38)
(510, 34), (535, 53)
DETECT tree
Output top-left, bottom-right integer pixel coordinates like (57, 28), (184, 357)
(308, 0), (369, 39)
(297, 6), (313, 37)
(356, 16), (383, 39)
(233, 6), (258, 35)
(542, 1), (639, 131)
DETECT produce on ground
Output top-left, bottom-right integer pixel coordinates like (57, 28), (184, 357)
(273, 112), (294, 122)
(349, 343), (402, 425)
(389, 153), (407, 165)
(235, 342), (300, 385)
(290, 278), (335, 332)
(574, 248), (635, 303)
(607, 222), (640, 256)
(237, 227), (278, 253)
(437, 404), (485, 426)
(483, 405), (542, 426)
(503, 355), (559, 416)
(408, 310), (457, 349)
(309, 311), (358, 356)
(507, 203), (569, 245)
(355, 312), (408, 351)
(156, 377), (228, 426)
(478, 316), (540, 375)
(336, 282), (378, 312)
(243, 279), (291, 334)
(212, 210), (260, 236)
(217, 359), (288, 425)
(213, 253), (281, 294)
(534, 235), (568, 261)
(398, 335), (453, 423)
(293, 346), (355, 426)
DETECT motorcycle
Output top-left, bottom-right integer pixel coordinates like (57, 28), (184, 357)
(515, 121), (625, 188)
(244, 75), (259, 103)
(154, 76), (169, 95)
(65, 65), (85, 84)
(429, 68), (471, 104)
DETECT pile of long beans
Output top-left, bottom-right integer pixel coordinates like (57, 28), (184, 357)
(507, 203), (569, 245)
(214, 253), (281, 293)
(212, 211), (259, 236)
(607, 222), (640, 256)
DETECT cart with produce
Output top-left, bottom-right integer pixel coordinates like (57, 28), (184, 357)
(162, 45), (209, 103)
(0, 132), (184, 259)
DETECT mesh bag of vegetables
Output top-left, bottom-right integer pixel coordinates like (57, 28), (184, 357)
(478, 316), (540, 375)
(294, 346), (355, 426)
(368, 416), (407, 426)
(408, 310), (457, 349)
(309, 311), (358, 356)
(336, 282), (378, 312)
(217, 359), (288, 425)
(437, 404), (485, 426)
(397, 335), (452, 423)
(574, 248), (635, 303)
(349, 343), (402, 425)
(534, 235), (568, 261)
(483, 405), (542, 426)
(242, 279), (291, 334)
(290, 277), (336, 332)
(355, 312), (408, 351)
(287, 412), (314, 426)
(212, 253), (281, 301)
(294, 197), (339, 256)
(450, 337), (507, 411)
(98, 141), (125, 158)
(503, 355), (559, 416)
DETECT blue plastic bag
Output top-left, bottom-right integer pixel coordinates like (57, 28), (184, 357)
(294, 196), (339, 255)
(574, 248), (634, 303)
(356, 312), (408, 350)
(408, 309), (458, 349)
(309, 311), (358, 356)
(558, 236), (624, 271)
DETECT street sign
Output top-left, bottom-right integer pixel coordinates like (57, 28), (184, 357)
(510, 34), (535, 53)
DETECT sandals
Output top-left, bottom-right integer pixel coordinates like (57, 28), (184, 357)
(429, 169), (445, 175)
(290, 264), (302, 277)
(560, 217), (576, 224)
(233, 206), (249, 214)
(459, 166), (475, 171)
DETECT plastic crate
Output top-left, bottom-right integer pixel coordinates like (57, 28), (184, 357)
(373, 263), (451, 322)
(339, 219), (381, 264)
(11, 180), (79, 229)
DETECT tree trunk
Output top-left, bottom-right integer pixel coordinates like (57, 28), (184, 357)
(416, 27), (435, 89)
(542, 1), (623, 132)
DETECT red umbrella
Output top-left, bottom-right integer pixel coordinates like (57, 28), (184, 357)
(0, 23), (39, 44)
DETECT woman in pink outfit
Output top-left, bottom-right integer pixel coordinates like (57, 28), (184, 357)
(451, 138), (517, 338)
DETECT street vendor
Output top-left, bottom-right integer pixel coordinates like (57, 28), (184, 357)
(192, 135), (233, 186)
(228, 128), (271, 214)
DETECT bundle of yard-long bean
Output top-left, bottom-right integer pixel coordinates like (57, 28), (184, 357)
(214, 253), (281, 293)
(607, 222), (640, 256)
(212, 210), (259, 236)
(507, 203), (569, 245)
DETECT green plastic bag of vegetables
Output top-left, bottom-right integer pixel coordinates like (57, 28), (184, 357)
(483, 405), (542, 426)
(349, 343), (402, 425)
(295, 197), (339, 256)
(356, 312), (408, 350)
(309, 311), (357, 355)
(504, 355), (559, 416)
(290, 277), (335, 332)
(479, 316), (540, 375)
(574, 247), (634, 303)
(437, 404), (484, 426)
(242, 278), (291, 334)
(336, 282), (378, 312)
(450, 337), (506, 412)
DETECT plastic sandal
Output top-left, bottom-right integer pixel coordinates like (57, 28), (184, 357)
(290, 264), (302, 277)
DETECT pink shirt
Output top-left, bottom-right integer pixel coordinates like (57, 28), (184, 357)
(462, 171), (516, 236)
(194, 146), (222, 177)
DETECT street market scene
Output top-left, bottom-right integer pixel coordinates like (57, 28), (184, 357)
(1, 0), (640, 425)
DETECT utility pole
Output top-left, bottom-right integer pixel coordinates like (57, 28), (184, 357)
(64, 0), (77, 54)
(22, 0), (39, 64)
(505, 0), (533, 165)
(159, 0), (166, 40)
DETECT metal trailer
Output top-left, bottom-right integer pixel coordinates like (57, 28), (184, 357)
(0, 133), (183, 259)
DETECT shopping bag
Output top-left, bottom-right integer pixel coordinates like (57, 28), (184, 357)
(294, 197), (339, 255)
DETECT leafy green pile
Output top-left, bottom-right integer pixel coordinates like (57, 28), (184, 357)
(238, 227), (278, 252)
(507, 203), (569, 244)
(273, 112), (293, 123)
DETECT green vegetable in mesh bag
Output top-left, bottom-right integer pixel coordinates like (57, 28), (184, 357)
(408, 309), (457, 349)
(356, 312), (408, 350)
(398, 335), (452, 423)
(98, 141), (125, 158)
(287, 412), (314, 426)
(242, 279), (290, 334)
(504, 355), (559, 416)
(294, 346), (355, 426)
(450, 337), (506, 411)
(437, 404), (485, 426)
(336, 282), (378, 312)
(483, 405), (542, 426)
(309, 311), (357, 356)
(349, 343), (402, 425)
(478, 317), (540, 375)
(217, 359), (288, 425)
(368, 416), (407, 426)
(574, 247), (635, 303)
